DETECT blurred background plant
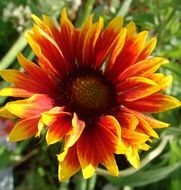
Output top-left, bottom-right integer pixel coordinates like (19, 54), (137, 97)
(0, 0), (181, 190)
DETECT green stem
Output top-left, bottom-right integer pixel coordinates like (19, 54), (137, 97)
(123, 186), (133, 190)
(13, 148), (38, 168)
(60, 179), (69, 190)
(156, 4), (177, 48)
(74, 174), (87, 190)
(86, 174), (96, 190)
(75, 0), (96, 27)
(0, 32), (28, 70)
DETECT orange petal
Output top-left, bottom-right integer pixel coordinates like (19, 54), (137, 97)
(142, 115), (169, 129)
(101, 154), (119, 177)
(123, 93), (181, 113)
(116, 112), (139, 130)
(139, 143), (150, 151)
(46, 115), (72, 145)
(64, 113), (85, 149)
(0, 69), (50, 93)
(118, 57), (169, 81)
(117, 77), (161, 101)
(99, 115), (128, 154)
(0, 87), (33, 97)
(9, 117), (39, 142)
(59, 8), (75, 69)
(136, 37), (157, 61)
(0, 107), (16, 118)
(82, 17), (103, 66)
(27, 26), (68, 75)
(5, 94), (53, 118)
(105, 16), (123, 34)
(121, 107), (159, 138)
(0, 69), (35, 87)
(41, 106), (70, 126)
(32, 13), (58, 38)
(108, 31), (148, 79)
(105, 28), (127, 71)
(58, 144), (80, 181)
(75, 15), (93, 65)
(25, 33), (60, 77)
(125, 146), (140, 168)
(148, 73), (173, 90)
(126, 21), (136, 36)
(77, 129), (100, 178)
(94, 17), (124, 68)
(17, 53), (57, 91)
(122, 128), (149, 145)
(77, 115), (121, 178)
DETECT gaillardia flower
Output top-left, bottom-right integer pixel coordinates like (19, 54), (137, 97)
(0, 9), (180, 181)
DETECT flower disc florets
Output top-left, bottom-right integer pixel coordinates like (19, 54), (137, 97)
(61, 69), (116, 121)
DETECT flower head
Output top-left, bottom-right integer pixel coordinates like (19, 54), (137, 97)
(0, 9), (180, 181)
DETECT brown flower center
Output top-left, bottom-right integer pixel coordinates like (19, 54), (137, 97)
(71, 76), (110, 112)
(62, 70), (116, 120)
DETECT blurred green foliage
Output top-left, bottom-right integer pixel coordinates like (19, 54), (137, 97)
(0, 0), (181, 190)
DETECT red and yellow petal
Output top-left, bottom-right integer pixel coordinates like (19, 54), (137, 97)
(59, 9), (75, 68)
(46, 115), (73, 145)
(0, 69), (51, 94)
(118, 57), (169, 81)
(41, 106), (69, 125)
(122, 128), (149, 145)
(17, 53), (57, 91)
(123, 93), (181, 113)
(117, 77), (161, 101)
(9, 117), (39, 142)
(32, 13), (58, 39)
(77, 115), (121, 178)
(116, 112), (139, 130)
(105, 28), (127, 71)
(24, 35), (60, 78)
(142, 115), (169, 129)
(64, 113), (85, 149)
(0, 107), (16, 118)
(125, 146), (140, 168)
(82, 17), (103, 66)
(58, 144), (80, 181)
(26, 26), (68, 76)
(77, 129), (99, 178)
(41, 106), (73, 145)
(101, 154), (119, 176)
(0, 87), (33, 98)
(75, 14), (93, 65)
(108, 31), (148, 79)
(5, 94), (53, 118)
(126, 21), (136, 36)
(148, 73), (173, 90)
(121, 107), (159, 138)
(94, 17), (124, 68)
(136, 37), (157, 62)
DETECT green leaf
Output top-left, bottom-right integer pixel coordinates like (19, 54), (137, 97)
(107, 163), (181, 187)
(170, 139), (181, 160)
(0, 34), (27, 70)
(131, 13), (155, 28)
(0, 146), (12, 168)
